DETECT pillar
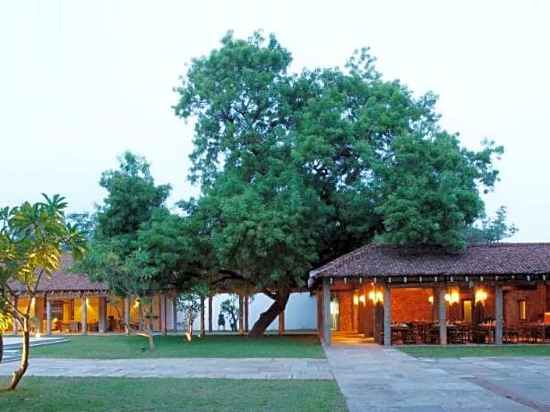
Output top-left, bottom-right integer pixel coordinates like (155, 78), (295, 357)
(160, 294), (167, 335)
(438, 286), (447, 345)
(98, 297), (106, 333)
(238, 294), (244, 335)
(124, 297), (130, 334)
(173, 297), (178, 332)
(200, 296), (205, 337)
(278, 307), (285, 336)
(495, 284), (503, 345)
(244, 295), (249, 332)
(208, 296), (213, 333)
(46, 297), (52, 336)
(322, 277), (331, 345)
(432, 287), (439, 322)
(383, 284), (392, 347)
(81, 296), (88, 335)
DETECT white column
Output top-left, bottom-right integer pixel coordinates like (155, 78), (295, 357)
(208, 296), (213, 333)
(46, 297), (52, 336)
(495, 284), (504, 345)
(124, 297), (130, 334)
(81, 296), (88, 335)
(383, 285), (392, 347)
(98, 297), (106, 333)
(438, 287), (447, 345)
(322, 277), (331, 345)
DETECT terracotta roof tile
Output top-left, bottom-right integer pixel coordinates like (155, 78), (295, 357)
(9, 254), (108, 294)
(309, 243), (550, 282)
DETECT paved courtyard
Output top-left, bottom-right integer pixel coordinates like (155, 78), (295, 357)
(0, 357), (333, 380)
(325, 340), (550, 412)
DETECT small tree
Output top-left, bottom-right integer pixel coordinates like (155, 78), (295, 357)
(0, 195), (86, 390)
(177, 284), (208, 342)
(220, 296), (239, 332)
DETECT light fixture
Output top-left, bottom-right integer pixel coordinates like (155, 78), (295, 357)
(475, 289), (488, 303)
(444, 289), (460, 304)
(353, 295), (359, 305)
(368, 290), (383, 304)
(359, 295), (366, 304)
(428, 295), (434, 304)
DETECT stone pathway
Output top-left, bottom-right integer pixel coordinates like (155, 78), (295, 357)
(324, 342), (541, 412)
(0, 357), (333, 380)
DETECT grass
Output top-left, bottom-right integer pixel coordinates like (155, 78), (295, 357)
(0, 376), (347, 412)
(31, 335), (325, 359)
(399, 345), (550, 358)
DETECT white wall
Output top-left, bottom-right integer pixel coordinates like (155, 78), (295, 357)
(175, 291), (317, 332)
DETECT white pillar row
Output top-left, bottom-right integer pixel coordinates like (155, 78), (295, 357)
(383, 284), (392, 347)
(81, 296), (88, 335)
(46, 297), (52, 336)
(495, 284), (504, 345)
(322, 277), (331, 345)
(438, 286), (447, 345)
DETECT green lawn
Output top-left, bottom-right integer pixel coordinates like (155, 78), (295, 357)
(399, 345), (550, 358)
(31, 335), (325, 359)
(0, 376), (347, 412)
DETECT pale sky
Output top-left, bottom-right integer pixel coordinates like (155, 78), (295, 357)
(1, 1), (549, 242)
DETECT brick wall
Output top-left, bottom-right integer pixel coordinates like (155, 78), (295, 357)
(391, 288), (433, 323)
(334, 291), (354, 331)
(504, 283), (547, 326)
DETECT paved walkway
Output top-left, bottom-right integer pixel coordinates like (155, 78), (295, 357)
(0, 357), (333, 380)
(324, 341), (548, 412)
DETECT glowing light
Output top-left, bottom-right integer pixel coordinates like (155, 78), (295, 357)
(444, 289), (460, 304)
(359, 295), (366, 304)
(353, 295), (359, 305)
(330, 300), (339, 315)
(428, 296), (434, 304)
(475, 289), (488, 302)
(368, 290), (384, 304)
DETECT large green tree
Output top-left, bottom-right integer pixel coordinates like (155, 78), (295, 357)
(174, 32), (505, 336)
(80, 152), (176, 349)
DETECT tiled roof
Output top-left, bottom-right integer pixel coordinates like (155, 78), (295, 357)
(309, 243), (550, 283)
(9, 254), (108, 294)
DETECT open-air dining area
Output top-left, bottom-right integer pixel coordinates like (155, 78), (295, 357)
(310, 243), (550, 347)
(7, 255), (178, 337)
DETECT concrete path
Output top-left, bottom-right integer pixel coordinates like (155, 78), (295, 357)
(324, 342), (540, 412)
(0, 357), (333, 380)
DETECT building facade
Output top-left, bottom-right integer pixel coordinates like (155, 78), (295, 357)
(309, 243), (550, 346)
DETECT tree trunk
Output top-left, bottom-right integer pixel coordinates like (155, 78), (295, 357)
(8, 317), (30, 390)
(248, 291), (290, 338)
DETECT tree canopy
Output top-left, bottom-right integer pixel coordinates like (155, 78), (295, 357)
(173, 32), (508, 334)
